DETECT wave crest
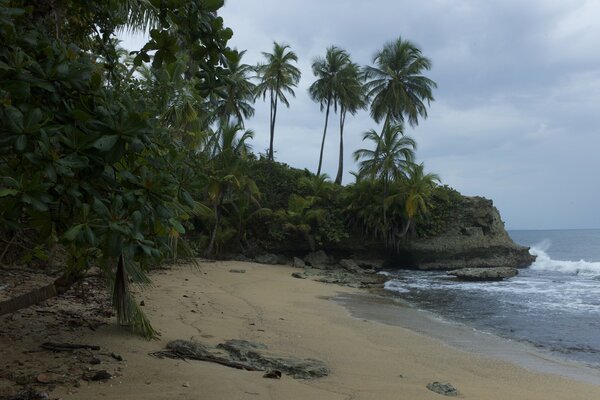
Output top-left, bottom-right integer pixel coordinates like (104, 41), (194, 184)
(530, 244), (600, 275)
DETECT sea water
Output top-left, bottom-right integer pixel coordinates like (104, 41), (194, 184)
(382, 229), (600, 366)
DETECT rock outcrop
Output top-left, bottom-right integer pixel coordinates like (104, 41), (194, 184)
(448, 267), (518, 281)
(398, 196), (535, 270)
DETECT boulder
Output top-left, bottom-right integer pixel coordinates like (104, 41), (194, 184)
(254, 253), (279, 265)
(304, 250), (331, 268)
(448, 267), (518, 281)
(339, 259), (363, 273)
(218, 339), (329, 379)
(292, 257), (306, 268)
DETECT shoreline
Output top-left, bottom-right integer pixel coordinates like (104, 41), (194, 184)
(334, 291), (600, 386)
(3, 260), (600, 399)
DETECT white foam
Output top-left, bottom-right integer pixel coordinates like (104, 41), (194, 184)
(530, 244), (600, 275)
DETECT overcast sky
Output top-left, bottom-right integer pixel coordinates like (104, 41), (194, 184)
(122, 1), (600, 230)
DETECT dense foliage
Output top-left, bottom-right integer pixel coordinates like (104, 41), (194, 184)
(0, 0), (458, 336)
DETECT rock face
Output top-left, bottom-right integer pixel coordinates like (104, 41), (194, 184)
(395, 196), (535, 270)
(449, 267), (518, 281)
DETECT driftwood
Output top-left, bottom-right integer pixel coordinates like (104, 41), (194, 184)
(0, 273), (81, 316)
(41, 342), (101, 352)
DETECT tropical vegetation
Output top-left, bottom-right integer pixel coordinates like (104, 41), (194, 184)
(0, 0), (462, 337)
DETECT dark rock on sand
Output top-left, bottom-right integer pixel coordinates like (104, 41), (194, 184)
(254, 253), (279, 265)
(449, 267), (518, 281)
(426, 381), (459, 396)
(304, 250), (332, 268)
(158, 339), (329, 379)
(292, 257), (306, 268)
(291, 272), (306, 279)
(218, 339), (329, 379)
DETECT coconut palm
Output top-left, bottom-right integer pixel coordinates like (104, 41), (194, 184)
(334, 61), (366, 184)
(255, 42), (301, 161)
(210, 50), (256, 127)
(402, 162), (440, 234)
(308, 46), (350, 176)
(364, 37), (437, 129)
(353, 123), (416, 227)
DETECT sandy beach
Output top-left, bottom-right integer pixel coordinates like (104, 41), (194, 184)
(3, 260), (600, 399)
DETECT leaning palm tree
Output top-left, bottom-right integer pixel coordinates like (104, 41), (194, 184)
(353, 123), (416, 227)
(308, 46), (350, 176)
(334, 61), (366, 184)
(255, 42), (301, 161)
(364, 37), (437, 129)
(211, 50), (256, 127)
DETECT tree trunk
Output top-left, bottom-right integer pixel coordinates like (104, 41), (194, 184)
(316, 98), (331, 176)
(0, 272), (81, 316)
(335, 108), (347, 184)
(206, 193), (223, 256)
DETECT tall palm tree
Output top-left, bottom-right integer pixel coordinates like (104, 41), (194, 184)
(255, 42), (301, 161)
(364, 37), (437, 129)
(334, 61), (366, 184)
(353, 123), (416, 227)
(211, 50), (256, 127)
(308, 46), (350, 176)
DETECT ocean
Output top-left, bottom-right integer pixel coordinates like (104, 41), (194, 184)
(382, 229), (600, 367)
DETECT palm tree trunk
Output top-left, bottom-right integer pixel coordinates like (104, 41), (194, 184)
(383, 177), (388, 229)
(269, 91), (278, 161)
(206, 193), (223, 256)
(335, 108), (347, 184)
(316, 98), (331, 176)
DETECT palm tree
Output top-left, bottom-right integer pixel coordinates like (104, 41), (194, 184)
(255, 42), (301, 161)
(334, 61), (366, 184)
(308, 46), (350, 176)
(211, 50), (256, 127)
(364, 37), (437, 129)
(401, 163), (440, 235)
(353, 123), (416, 227)
(205, 123), (255, 256)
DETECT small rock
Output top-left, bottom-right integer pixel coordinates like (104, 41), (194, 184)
(291, 272), (306, 279)
(110, 352), (123, 362)
(229, 269), (246, 274)
(90, 370), (112, 381)
(139, 300), (145, 306)
(36, 373), (58, 384)
(89, 357), (101, 365)
(426, 381), (458, 397)
(263, 370), (282, 379)
(182, 382), (190, 388)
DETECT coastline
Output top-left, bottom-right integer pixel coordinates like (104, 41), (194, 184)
(334, 291), (600, 385)
(3, 260), (600, 399)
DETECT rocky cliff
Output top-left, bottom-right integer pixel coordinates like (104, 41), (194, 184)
(390, 196), (535, 270)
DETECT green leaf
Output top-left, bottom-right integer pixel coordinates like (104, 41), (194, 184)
(4, 106), (24, 132)
(169, 218), (186, 234)
(93, 198), (111, 217)
(15, 135), (27, 151)
(0, 188), (18, 197)
(93, 135), (119, 151)
(203, 0), (225, 12)
(63, 224), (84, 241)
